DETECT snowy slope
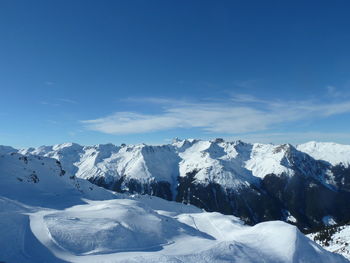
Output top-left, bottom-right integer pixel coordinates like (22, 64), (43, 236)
(178, 140), (258, 188)
(20, 143), (181, 186)
(28, 202), (347, 263)
(0, 151), (347, 263)
(297, 141), (350, 167)
(308, 225), (350, 260)
(0, 151), (116, 207)
(0, 145), (17, 154)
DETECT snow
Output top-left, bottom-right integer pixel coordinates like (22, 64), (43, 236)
(32, 199), (199, 256)
(178, 140), (256, 188)
(0, 150), (348, 262)
(6, 198), (348, 263)
(245, 143), (295, 178)
(0, 151), (115, 208)
(308, 225), (350, 260)
(0, 145), (17, 154)
(297, 141), (350, 167)
(21, 143), (180, 186)
(323, 216), (337, 226)
(283, 210), (298, 223)
(19, 140), (292, 190)
(18, 139), (350, 193)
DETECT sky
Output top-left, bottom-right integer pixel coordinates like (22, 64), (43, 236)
(1, 0), (350, 148)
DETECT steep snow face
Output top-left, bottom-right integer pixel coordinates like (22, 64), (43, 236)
(297, 142), (350, 167)
(178, 140), (258, 188)
(0, 152), (71, 204)
(246, 143), (295, 178)
(21, 143), (181, 186)
(246, 143), (328, 180)
(0, 152), (115, 207)
(177, 140), (330, 188)
(20, 143), (84, 177)
(99, 144), (180, 183)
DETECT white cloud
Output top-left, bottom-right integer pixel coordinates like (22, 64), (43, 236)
(57, 98), (78, 104)
(40, 98), (78, 106)
(44, 81), (55, 86)
(81, 96), (350, 135)
(326, 85), (342, 97)
(120, 97), (188, 105)
(326, 85), (350, 98)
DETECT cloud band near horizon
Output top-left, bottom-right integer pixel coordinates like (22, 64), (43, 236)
(81, 95), (350, 135)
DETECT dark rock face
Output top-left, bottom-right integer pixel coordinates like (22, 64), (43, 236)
(174, 171), (350, 231)
(89, 176), (173, 201)
(175, 170), (283, 225)
(331, 164), (350, 191)
(262, 173), (350, 231)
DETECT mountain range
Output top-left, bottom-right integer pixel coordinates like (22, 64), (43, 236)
(9, 139), (350, 232)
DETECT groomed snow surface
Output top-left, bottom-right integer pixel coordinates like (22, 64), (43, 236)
(0, 150), (348, 262)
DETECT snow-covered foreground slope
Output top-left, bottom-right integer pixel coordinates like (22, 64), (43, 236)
(0, 151), (115, 207)
(0, 150), (348, 262)
(26, 200), (348, 263)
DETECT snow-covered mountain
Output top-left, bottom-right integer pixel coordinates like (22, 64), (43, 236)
(308, 223), (350, 260)
(15, 139), (350, 231)
(0, 150), (347, 263)
(297, 141), (350, 167)
(0, 150), (116, 205)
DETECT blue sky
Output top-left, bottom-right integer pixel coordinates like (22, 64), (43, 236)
(1, 0), (350, 147)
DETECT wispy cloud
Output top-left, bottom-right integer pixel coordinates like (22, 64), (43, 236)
(41, 101), (59, 106)
(233, 79), (258, 89)
(81, 95), (350, 135)
(326, 85), (346, 98)
(44, 81), (55, 86)
(58, 98), (78, 104)
(120, 97), (189, 106)
(40, 98), (78, 106)
(46, 120), (59, 124)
